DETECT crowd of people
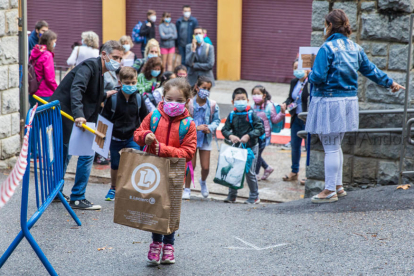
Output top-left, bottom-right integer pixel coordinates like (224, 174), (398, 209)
(26, 7), (406, 265)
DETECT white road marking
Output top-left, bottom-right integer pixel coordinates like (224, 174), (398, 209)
(225, 236), (289, 251)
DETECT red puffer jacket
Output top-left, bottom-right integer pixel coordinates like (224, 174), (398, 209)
(134, 102), (197, 162)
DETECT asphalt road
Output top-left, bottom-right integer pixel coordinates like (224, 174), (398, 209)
(1, 177), (414, 275)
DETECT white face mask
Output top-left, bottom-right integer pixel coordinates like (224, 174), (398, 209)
(149, 15), (156, 22)
(183, 11), (191, 18)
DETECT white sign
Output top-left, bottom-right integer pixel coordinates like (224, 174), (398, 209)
(298, 47), (320, 70)
(131, 163), (161, 194)
(46, 125), (54, 162)
(68, 122), (95, 156)
(91, 115), (113, 159)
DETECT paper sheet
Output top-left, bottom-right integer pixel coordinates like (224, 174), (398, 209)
(68, 122), (95, 156)
(298, 47), (320, 70)
(92, 115), (113, 159)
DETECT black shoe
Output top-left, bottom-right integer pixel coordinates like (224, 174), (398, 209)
(69, 199), (102, 210)
(95, 155), (109, 165)
(53, 193), (70, 203)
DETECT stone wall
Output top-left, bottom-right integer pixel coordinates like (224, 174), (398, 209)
(306, 0), (414, 197)
(0, 0), (20, 169)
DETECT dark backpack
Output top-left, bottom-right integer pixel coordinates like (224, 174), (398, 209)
(107, 92), (142, 120)
(28, 55), (44, 95)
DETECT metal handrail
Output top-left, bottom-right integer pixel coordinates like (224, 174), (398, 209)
(298, 109), (414, 122)
(297, 127), (414, 139)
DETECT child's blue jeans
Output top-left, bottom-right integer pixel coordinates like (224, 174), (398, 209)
(152, 232), (175, 245)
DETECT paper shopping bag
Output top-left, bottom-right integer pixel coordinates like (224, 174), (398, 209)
(114, 148), (186, 235)
(213, 144), (247, 189)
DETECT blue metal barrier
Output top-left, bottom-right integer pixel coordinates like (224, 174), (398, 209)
(0, 101), (81, 275)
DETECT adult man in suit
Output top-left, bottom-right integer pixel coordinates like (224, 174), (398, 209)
(185, 26), (215, 87)
(50, 40), (124, 210)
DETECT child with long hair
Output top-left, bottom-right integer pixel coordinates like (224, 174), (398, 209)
(251, 85), (285, 180)
(137, 56), (164, 112)
(134, 77), (197, 265)
(183, 76), (220, 199)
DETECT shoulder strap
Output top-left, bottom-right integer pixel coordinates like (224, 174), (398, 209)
(150, 109), (162, 133)
(247, 110), (254, 128)
(75, 46), (81, 65)
(205, 44), (210, 57)
(179, 117), (194, 144)
(229, 111), (235, 124)
(110, 94), (117, 120)
(135, 93), (142, 118)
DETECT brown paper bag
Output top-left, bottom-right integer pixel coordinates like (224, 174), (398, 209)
(114, 148), (186, 235)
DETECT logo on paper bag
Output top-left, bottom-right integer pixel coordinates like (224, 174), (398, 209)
(131, 163), (161, 194)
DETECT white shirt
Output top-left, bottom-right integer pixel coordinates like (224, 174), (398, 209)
(67, 46), (100, 66)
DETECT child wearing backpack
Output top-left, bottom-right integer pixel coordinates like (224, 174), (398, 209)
(137, 56), (164, 112)
(183, 76), (220, 200)
(134, 77), (197, 265)
(251, 85), (286, 180)
(221, 88), (265, 204)
(101, 67), (148, 201)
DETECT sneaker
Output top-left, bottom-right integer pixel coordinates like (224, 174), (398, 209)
(69, 199), (101, 210)
(261, 166), (274, 180)
(199, 178), (209, 198)
(161, 244), (175, 264)
(95, 155), (109, 165)
(182, 188), (191, 200)
(147, 242), (162, 265)
(224, 196), (236, 203)
(245, 198), (260, 204)
(53, 193), (70, 203)
(105, 188), (115, 201)
(281, 142), (291, 150)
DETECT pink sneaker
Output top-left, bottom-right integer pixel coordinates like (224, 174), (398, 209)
(161, 244), (175, 264)
(147, 242), (162, 265)
(261, 166), (274, 180)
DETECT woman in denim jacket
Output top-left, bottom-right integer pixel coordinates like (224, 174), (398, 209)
(184, 76), (220, 200)
(306, 9), (405, 204)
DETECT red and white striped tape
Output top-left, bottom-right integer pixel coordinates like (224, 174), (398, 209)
(0, 104), (37, 209)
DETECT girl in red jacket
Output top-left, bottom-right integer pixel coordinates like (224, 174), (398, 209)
(134, 77), (197, 265)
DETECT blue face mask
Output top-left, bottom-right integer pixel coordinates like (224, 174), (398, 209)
(195, 34), (204, 44)
(122, 84), (138, 95)
(164, 17), (171, 23)
(293, 70), (305, 79)
(324, 27), (327, 36)
(148, 53), (157, 58)
(82, 39), (86, 46)
(198, 88), (210, 99)
(123, 44), (131, 52)
(104, 54), (120, 72)
(53, 42), (56, 48)
(151, 70), (161, 77)
(234, 100), (248, 111)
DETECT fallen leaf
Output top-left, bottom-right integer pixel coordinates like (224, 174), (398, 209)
(97, 246), (107, 251)
(132, 241), (141, 244)
(92, 218), (98, 221)
(397, 184), (411, 190)
(70, 226), (79, 229)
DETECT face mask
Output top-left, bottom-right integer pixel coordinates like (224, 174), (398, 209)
(293, 69), (306, 79)
(195, 34), (204, 44)
(178, 74), (187, 78)
(82, 39), (86, 46)
(234, 100), (248, 111)
(123, 44), (131, 52)
(184, 11), (191, 18)
(163, 101), (186, 117)
(252, 95), (263, 104)
(122, 84), (138, 95)
(149, 15), (156, 22)
(324, 27), (327, 36)
(104, 54), (120, 72)
(151, 70), (161, 77)
(164, 17), (171, 23)
(148, 53), (157, 58)
(198, 88), (210, 99)
(53, 42), (56, 48)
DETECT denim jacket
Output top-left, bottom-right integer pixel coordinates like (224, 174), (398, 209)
(189, 95), (221, 146)
(309, 33), (393, 97)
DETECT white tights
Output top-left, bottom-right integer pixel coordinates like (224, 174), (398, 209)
(318, 133), (345, 192)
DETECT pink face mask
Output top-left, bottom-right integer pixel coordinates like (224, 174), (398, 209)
(163, 101), (186, 117)
(252, 95), (263, 104)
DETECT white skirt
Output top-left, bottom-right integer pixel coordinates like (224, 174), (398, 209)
(305, 96), (359, 135)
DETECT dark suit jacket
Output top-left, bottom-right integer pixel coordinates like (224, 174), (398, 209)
(50, 57), (104, 144)
(283, 78), (310, 125)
